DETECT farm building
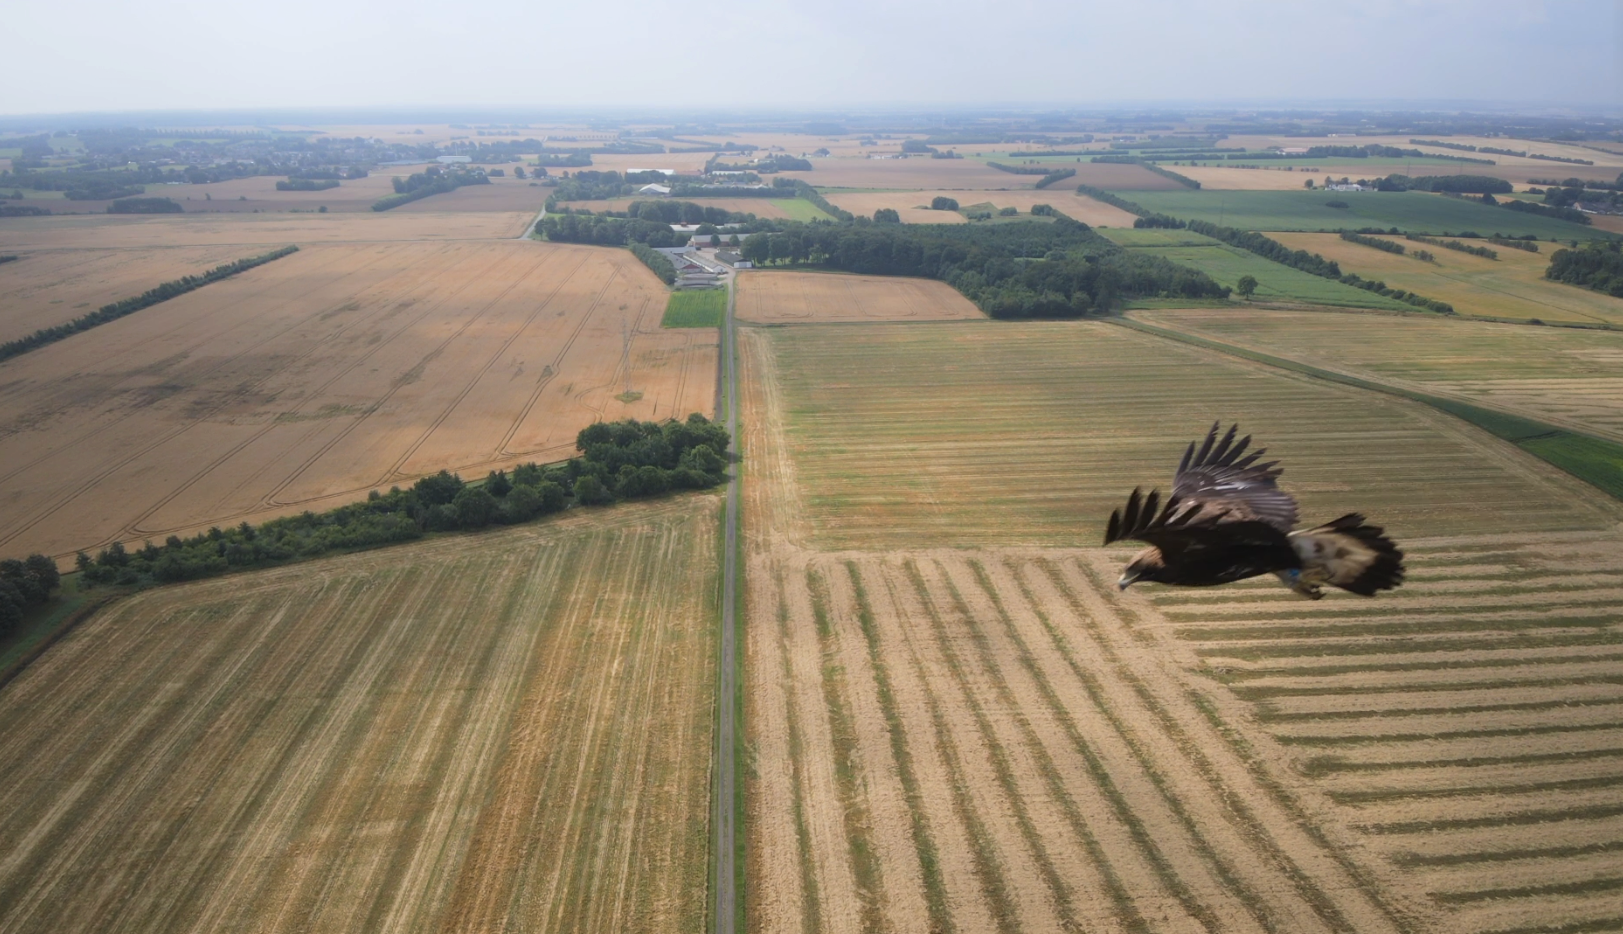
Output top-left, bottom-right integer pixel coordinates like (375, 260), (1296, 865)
(637, 183), (672, 196)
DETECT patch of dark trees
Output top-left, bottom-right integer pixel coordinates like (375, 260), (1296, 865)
(630, 242), (677, 284)
(0, 205), (49, 217)
(1378, 174), (1514, 194)
(276, 178), (341, 191)
(1339, 231), (1406, 254)
(1547, 241), (1623, 297)
(77, 415), (730, 588)
(1406, 234), (1498, 259)
(735, 217), (1229, 318)
(372, 166), (490, 211)
(108, 197), (183, 214)
(1034, 168), (1078, 189)
(0, 556), (60, 638)
(0, 247), (299, 365)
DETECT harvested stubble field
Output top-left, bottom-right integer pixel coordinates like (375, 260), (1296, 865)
(0, 245), (248, 342)
(0, 240), (717, 560)
(734, 270), (983, 324)
(821, 188), (1140, 226)
(1135, 308), (1623, 444)
(0, 211), (541, 249)
(1268, 232), (1623, 327)
(0, 498), (719, 934)
(741, 318), (1623, 934)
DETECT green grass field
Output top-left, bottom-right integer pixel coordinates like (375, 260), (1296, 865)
(773, 198), (837, 222)
(1099, 228), (1413, 310)
(662, 289), (727, 327)
(1120, 190), (1610, 240)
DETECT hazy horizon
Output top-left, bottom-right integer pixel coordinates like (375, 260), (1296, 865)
(5, 0), (1620, 118)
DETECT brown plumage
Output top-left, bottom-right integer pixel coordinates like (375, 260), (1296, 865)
(1104, 423), (1405, 598)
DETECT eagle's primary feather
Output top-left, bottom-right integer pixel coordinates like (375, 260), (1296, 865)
(1105, 424), (1405, 598)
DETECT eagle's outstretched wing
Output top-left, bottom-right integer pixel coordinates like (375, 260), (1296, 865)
(1102, 486), (1287, 553)
(1170, 423), (1299, 532)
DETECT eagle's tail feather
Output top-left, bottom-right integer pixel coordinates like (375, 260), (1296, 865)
(1289, 514), (1405, 596)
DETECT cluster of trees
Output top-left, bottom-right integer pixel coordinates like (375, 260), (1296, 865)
(66, 181), (145, 200)
(0, 246), (298, 364)
(1378, 174), (1514, 194)
(1339, 231), (1406, 254)
(535, 152), (594, 167)
(546, 170), (633, 202)
(630, 242), (676, 284)
(78, 415), (730, 588)
(622, 199), (752, 225)
(0, 204), (49, 217)
(537, 213), (693, 248)
(1547, 241), (1623, 297)
(373, 166), (490, 211)
(0, 556), (60, 637)
(1489, 235), (1540, 253)
(1307, 144), (1493, 164)
(1406, 233), (1499, 259)
(1542, 181), (1622, 211)
(1501, 198), (1591, 225)
(930, 196), (959, 211)
(987, 162), (1055, 175)
(108, 197), (183, 214)
(276, 178), (340, 191)
(1339, 272), (1456, 313)
(873, 208), (900, 223)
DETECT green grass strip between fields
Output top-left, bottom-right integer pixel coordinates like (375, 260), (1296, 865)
(1114, 316), (1623, 501)
(662, 289), (727, 328)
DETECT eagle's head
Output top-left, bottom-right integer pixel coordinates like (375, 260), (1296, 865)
(1118, 547), (1166, 590)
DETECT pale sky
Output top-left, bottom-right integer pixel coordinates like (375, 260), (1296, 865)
(5, 0), (1620, 115)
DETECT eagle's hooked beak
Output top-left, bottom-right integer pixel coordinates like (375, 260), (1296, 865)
(1117, 571), (1138, 591)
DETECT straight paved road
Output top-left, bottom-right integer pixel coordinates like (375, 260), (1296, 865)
(714, 276), (740, 934)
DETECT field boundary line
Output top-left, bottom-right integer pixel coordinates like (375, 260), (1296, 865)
(713, 272), (742, 934)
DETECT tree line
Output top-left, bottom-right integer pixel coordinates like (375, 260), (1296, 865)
(77, 415), (730, 588)
(1339, 231), (1406, 255)
(1406, 233), (1499, 259)
(1377, 174), (1513, 194)
(276, 178), (340, 191)
(630, 242), (677, 284)
(0, 246), (300, 364)
(109, 197), (183, 214)
(373, 166), (490, 211)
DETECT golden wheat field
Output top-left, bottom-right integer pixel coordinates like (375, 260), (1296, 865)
(0, 245), (249, 342)
(742, 318), (1623, 934)
(0, 498), (719, 934)
(735, 270), (983, 324)
(0, 239), (716, 560)
(1134, 308), (1623, 444)
(0, 210), (542, 249)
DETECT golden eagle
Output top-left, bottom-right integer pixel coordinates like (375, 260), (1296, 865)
(1104, 423), (1404, 599)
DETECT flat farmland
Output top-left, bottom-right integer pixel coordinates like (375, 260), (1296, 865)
(0, 497), (719, 934)
(0, 245), (248, 342)
(391, 177), (551, 214)
(822, 188), (1140, 226)
(741, 319), (1623, 934)
(1121, 190), (1609, 241)
(124, 173), (406, 213)
(753, 321), (1609, 549)
(0, 210), (541, 249)
(0, 240), (717, 560)
(1269, 232), (1623, 326)
(1100, 228), (1413, 310)
(1135, 308), (1623, 443)
(735, 270), (983, 324)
